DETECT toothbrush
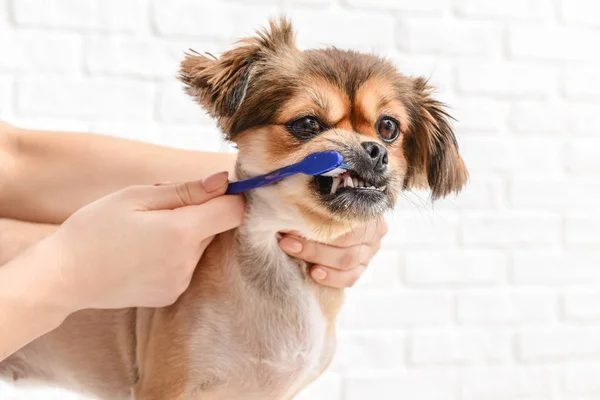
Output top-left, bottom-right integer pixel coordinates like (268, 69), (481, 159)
(226, 151), (349, 194)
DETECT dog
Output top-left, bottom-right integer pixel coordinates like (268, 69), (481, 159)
(0, 18), (467, 399)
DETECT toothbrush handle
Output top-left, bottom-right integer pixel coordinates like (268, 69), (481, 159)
(225, 167), (299, 194)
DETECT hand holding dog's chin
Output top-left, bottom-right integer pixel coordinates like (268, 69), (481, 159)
(279, 217), (388, 289)
(34, 172), (245, 314)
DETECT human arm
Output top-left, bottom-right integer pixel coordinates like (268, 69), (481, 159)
(0, 173), (244, 362)
(0, 122), (236, 224)
(0, 219), (57, 265)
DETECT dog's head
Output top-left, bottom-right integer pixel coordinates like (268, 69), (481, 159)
(180, 18), (467, 237)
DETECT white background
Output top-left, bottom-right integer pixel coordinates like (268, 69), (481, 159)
(1, 0), (600, 399)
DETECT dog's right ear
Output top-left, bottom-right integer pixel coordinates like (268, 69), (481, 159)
(179, 18), (296, 135)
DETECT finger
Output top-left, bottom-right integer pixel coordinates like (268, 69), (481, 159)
(126, 171), (230, 211)
(310, 264), (367, 289)
(197, 235), (216, 254)
(279, 236), (373, 271)
(330, 217), (388, 247)
(175, 194), (246, 237)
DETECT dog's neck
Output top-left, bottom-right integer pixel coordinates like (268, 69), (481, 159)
(233, 188), (311, 295)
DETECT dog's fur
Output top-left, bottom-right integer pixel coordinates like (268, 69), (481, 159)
(0, 19), (467, 399)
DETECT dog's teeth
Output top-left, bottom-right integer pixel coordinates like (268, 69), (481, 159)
(352, 178), (358, 187)
(368, 186), (375, 189)
(331, 177), (341, 194)
(358, 180), (364, 188)
(345, 176), (354, 188)
(378, 185), (386, 191)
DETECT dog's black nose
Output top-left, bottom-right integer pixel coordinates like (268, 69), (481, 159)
(361, 142), (388, 173)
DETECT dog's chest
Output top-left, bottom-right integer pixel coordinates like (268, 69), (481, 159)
(188, 270), (334, 398)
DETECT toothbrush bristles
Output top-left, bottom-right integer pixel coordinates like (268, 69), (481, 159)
(320, 167), (347, 177)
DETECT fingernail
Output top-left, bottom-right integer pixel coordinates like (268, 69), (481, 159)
(279, 238), (303, 253)
(312, 268), (327, 280)
(202, 171), (229, 193)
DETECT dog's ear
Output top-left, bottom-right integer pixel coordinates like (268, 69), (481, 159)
(179, 18), (296, 136)
(403, 77), (468, 199)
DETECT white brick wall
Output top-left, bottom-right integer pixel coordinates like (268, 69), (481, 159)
(1, 0), (599, 398)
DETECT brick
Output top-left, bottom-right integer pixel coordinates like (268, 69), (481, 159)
(509, 102), (570, 133)
(0, 0), (7, 22)
(0, 30), (82, 73)
(340, 291), (453, 329)
(510, 102), (600, 135)
(0, 76), (11, 114)
(383, 212), (459, 247)
(451, 97), (510, 133)
(462, 366), (561, 400)
(459, 136), (514, 173)
(224, 0), (332, 5)
(390, 55), (452, 93)
(565, 288), (600, 321)
(345, 371), (459, 400)
(566, 362), (600, 395)
(353, 249), (401, 289)
(87, 122), (163, 146)
(295, 372), (342, 400)
(509, 26), (600, 62)
(152, 0), (272, 41)
(409, 328), (510, 365)
(430, 174), (503, 210)
(331, 330), (405, 370)
(405, 250), (506, 286)
(517, 327), (600, 360)
(462, 212), (561, 246)
(397, 19), (501, 56)
(510, 177), (600, 208)
(561, 0), (600, 27)
(512, 137), (563, 173)
(566, 215), (600, 245)
(8, 117), (90, 133)
(346, 0), (449, 12)
(158, 125), (224, 152)
(85, 36), (192, 78)
(290, 9), (394, 53)
(13, 0), (144, 32)
(456, 62), (556, 97)
(513, 251), (600, 286)
(563, 65), (600, 99)
(454, 0), (551, 20)
(569, 104), (600, 134)
(16, 78), (154, 119)
(156, 81), (218, 125)
(457, 289), (557, 324)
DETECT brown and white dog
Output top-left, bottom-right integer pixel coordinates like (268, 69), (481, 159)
(0, 19), (467, 399)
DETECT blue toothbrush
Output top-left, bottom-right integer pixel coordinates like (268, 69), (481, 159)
(226, 151), (349, 194)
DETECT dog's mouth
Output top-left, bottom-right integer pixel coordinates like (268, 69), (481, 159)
(314, 169), (387, 195)
(312, 165), (391, 218)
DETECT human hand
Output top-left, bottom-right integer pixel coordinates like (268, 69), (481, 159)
(278, 217), (388, 288)
(40, 172), (244, 312)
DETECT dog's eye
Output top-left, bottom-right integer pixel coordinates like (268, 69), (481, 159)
(287, 116), (324, 139)
(376, 116), (400, 143)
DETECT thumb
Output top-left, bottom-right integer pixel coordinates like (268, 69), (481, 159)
(129, 171), (230, 211)
(174, 193), (246, 238)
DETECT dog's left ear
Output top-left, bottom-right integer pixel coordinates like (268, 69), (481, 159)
(403, 77), (468, 199)
(179, 18), (296, 136)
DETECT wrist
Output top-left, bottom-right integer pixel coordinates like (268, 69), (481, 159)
(7, 235), (79, 323)
(32, 233), (85, 316)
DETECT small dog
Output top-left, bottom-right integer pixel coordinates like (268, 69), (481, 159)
(1, 19), (467, 399)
